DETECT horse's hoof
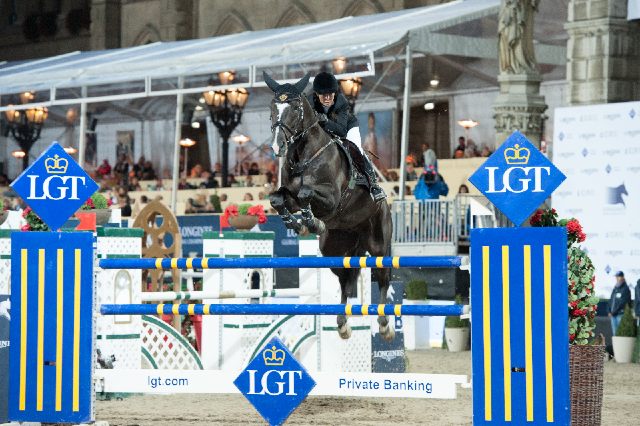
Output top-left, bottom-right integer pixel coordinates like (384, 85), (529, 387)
(380, 323), (396, 341)
(338, 324), (352, 339)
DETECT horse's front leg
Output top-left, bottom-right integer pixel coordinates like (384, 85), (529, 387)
(297, 185), (326, 234)
(270, 188), (303, 233)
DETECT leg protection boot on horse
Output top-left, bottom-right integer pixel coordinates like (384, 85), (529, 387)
(362, 155), (386, 202)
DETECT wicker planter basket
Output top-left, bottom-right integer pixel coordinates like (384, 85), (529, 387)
(228, 214), (259, 230)
(569, 344), (605, 426)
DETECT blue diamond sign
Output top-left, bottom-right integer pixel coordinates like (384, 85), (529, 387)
(234, 337), (316, 426)
(468, 131), (566, 226)
(11, 142), (99, 231)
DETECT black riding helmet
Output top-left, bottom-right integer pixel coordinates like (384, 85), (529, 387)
(313, 72), (339, 94)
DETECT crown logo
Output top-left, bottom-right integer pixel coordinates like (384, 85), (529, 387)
(504, 144), (530, 165)
(279, 94), (288, 102)
(263, 345), (285, 366)
(44, 154), (68, 174)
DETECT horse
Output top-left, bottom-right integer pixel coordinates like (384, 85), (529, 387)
(263, 72), (395, 341)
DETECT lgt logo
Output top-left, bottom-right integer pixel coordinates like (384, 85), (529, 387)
(469, 131), (566, 226)
(235, 337), (315, 426)
(11, 142), (98, 231)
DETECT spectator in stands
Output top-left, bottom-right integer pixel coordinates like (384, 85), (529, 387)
(404, 162), (417, 181)
(132, 195), (149, 218)
(133, 156), (145, 179)
(113, 154), (130, 186)
(422, 143), (437, 169)
(386, 170), (399, 182)
(0, 173), (9, 186)
(245, 175), (255, 187)
(204, 173), (218, 189)
(392, 185), (412, 197)
(118, 196), (132, 217)
(96, 159), (112, 177)
(153, 178), (164, 190)
(213, 162), (222, 176)
(465, 139), (479, 158)
(458, 184), (469, 194)
(414, 165), (449, 200)
(453, 136), (466, 158)
(220, 193), (228, 202)
(141, 161), (156, 180)
(258, 191), (267, 200)
(243, 192), (254, 201)
(228, 174), (240, 187)
(190, 164), (203, 178)
(480, 145), (492, 157)
(453, 148), (465, 159)
(248, 162), (260, 176)
(127, 176), (142, 192)
(178, 177), (194, 190)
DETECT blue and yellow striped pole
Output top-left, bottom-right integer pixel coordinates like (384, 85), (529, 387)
(100, 303), (468, 317)
(99, 255), (465, 270)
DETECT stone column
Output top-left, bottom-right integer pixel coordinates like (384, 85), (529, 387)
(90, 0), (121, 50)
(493, 0), (547, 148)
(565, 0), (640, 105)
(160, 0), (194, 41)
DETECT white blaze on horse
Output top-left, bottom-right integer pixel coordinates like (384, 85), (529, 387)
(264, 72), (395, 341)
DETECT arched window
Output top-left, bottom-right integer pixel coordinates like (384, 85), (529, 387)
(275, 2), (315, 28)
(132, 24), (161, 46)
(214, 10), (252, 36)
(342, 0), (384, 17)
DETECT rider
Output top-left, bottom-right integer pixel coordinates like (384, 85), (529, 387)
(308, 72), (386, 202)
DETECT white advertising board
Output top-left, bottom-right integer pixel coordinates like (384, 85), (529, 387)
(553, 101), (640, 297)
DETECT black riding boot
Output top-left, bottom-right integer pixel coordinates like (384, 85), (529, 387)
(362, 155), (386, 202)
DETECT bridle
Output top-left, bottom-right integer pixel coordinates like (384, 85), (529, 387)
(270, 94), (318, 158)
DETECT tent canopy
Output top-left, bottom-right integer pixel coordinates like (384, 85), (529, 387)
(0, 0), (566, 111)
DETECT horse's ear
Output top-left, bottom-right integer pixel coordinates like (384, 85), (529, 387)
(294, 72), (311, 95)
(263, 72), (281, 93)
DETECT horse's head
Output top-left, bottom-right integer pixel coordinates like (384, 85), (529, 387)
(264, 72), (311, 157)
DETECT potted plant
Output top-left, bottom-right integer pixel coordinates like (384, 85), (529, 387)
(444, 295), (469, 352)
(79, 192), (112, 225)
(402, 279), (429, 350)
(612, 305), (637, 363)
(221, 203), (267, 230)
(21, 207), (49, 231)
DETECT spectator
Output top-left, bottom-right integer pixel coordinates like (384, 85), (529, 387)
(178, 177), (195, 190)
(118, 196), (132, 217)
(458, 184), (469, 194)
(228, 174), (240, 187)
(258, 191), (267, 200)
(453, 136), (466, 158)
(243, 192), (254, 201)
(404, 163), (417, 181)
(113, 154), (130, 185)
(127, 176), (142, 192)
(153, 178), (164, 190)
(245, 175), (255, 187)
(133, 156), (145, 179)
(414, 165), (449, 200)
(465, 139), (479, 158)
(422, 143), (437, 169)
(248, 162), (260, 176)
(386, 170), (399, 182)
(204, 174), (218, 189)
(608, 271), (631, 335)
(480, 144), (492, 157)
(220, 193), (228, 202)
(141, 161), (156, 180)
(453, 148), (465, 159)
(190, 164), (203, 178)
(96, 159), (112, 177)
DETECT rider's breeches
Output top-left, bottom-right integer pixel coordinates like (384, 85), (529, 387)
(346, 127), (364, 154)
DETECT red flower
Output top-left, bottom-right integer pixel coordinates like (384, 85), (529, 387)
(569, 333), (575, 342)
(21, 224), (31, 231)
(22, 207), (32, 218)
(529, 210), (543, 225)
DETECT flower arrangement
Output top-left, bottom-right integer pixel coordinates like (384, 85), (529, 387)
(21, 207), (49, 231)
(220, 203), (267, 228)
(80, 192), (111, 210)
(530, 208), (598, 345)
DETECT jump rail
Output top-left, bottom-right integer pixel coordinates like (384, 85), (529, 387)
(100, 303), (469, 317)
(99, 255), (466, 270)
(140, 289), (318, 301)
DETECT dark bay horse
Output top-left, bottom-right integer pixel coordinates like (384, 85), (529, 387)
(264, 72), (394, 340)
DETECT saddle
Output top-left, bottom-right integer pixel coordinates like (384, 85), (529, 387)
(336, 137), (370, 190)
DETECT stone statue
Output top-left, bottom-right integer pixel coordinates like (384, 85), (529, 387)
(498, 0), (539, 74)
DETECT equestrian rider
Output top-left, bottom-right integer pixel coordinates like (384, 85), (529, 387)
(308, 72), (386, 202)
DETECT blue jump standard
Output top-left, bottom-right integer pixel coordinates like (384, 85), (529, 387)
(98, 255), (464, 270)
(100, 303), (467, 317)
